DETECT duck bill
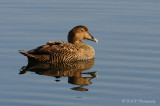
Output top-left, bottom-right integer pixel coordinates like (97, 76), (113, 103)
(88, 33), (98, 43)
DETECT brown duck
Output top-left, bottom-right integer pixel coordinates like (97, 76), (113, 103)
(19, 25), (98, 63)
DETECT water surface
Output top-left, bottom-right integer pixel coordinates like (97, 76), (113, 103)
(0, 0), (160, 106)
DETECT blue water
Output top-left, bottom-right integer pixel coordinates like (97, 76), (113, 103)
(0, 0), (160, 106)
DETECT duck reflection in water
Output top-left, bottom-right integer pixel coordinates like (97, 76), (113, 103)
(19, 59), (98, 91)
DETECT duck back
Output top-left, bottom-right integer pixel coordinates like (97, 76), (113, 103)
(19, 41), (95, 63)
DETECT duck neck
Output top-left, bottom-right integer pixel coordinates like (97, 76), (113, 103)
(69, 40), (83, 45)
(74, 41), (86, 47)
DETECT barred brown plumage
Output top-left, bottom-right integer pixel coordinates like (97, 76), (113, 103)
(19, 25), (98, 63)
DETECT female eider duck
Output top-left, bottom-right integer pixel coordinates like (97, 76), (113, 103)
(19, 25), (98, 63)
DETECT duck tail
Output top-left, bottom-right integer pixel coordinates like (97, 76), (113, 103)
(19, 50), (35, 58)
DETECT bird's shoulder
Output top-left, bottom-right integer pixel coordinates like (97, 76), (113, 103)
(28, 41), (79, 55)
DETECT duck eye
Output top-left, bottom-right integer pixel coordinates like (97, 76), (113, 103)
(81, 29), (84, 32)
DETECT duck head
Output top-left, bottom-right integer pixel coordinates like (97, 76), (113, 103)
(68, 25), (98, 44)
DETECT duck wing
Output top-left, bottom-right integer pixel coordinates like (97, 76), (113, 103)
(19, 41), (79, 62)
